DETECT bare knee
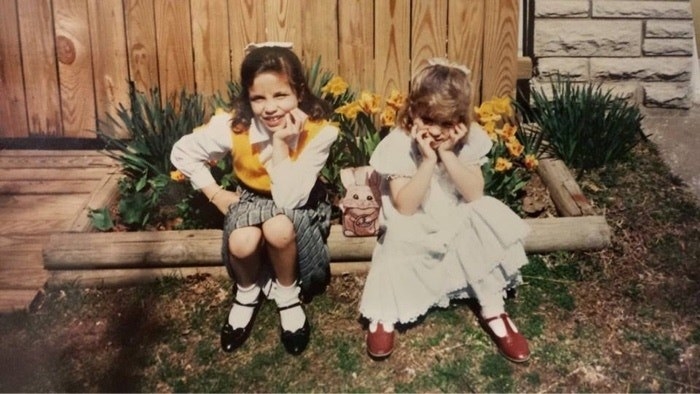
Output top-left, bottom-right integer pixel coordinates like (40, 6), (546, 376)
(228, 227), (262, 259)
(262, 215), (295, 249)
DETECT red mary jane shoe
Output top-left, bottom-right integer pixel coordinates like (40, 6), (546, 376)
(480, 313), (530, 363)
(366, 322), (395, 360)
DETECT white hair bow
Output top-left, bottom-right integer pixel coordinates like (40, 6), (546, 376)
(427, 57), (471, 77)
(244, 41), (294, 54)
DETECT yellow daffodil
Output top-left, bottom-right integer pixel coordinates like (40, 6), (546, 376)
(386, 89), (406, 110)
(506, 137), (524, 157)
(524, 154), (539, 170)
(474, 102), (495, 118)
(494, 157), (513, 172)
(482, 121), (498, 141)
(170, 170), (186, 182)
(321, 76), (349, 97)
(490, 96), (514, 117)
(380, 106), (397, 127)
(497, 123), (517, 140)
(335, 101), (362, 120)
(358, 91), (382, 114)
(477, 112), (502, 125)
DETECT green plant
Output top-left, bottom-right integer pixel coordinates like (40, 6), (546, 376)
(527, 75), (647, 176)
(475, 96), (545, 212)
(96, 82), (209, 230)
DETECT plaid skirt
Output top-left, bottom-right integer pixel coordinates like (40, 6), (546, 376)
(222, 183), (332, 301)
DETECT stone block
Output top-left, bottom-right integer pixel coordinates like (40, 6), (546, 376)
(643, 83), (692, 108)
(646, 20), (694, 38)
(530, 80), (641, 104)
(643, 38), (694, 56)
(537, 58), (590, 80)
(592, 0), (692, 19)
(535, 20), (642, 56)
(600, 82), (642, 103)
(590, 57), (691, 81)
(535, 0), (590, 18)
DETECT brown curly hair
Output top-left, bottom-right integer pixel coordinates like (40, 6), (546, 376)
(229, 46), (331, 133)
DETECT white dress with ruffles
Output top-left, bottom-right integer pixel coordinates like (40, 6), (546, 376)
(358, 123), (530, 325)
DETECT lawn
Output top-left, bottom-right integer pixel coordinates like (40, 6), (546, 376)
(0, 140), (698, 392)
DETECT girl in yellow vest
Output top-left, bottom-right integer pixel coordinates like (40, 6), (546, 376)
(171, 43), (338, 355)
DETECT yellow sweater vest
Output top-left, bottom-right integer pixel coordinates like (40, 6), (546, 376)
(231, 120), (330, 194)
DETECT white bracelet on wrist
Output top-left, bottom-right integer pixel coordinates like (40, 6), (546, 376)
(208, 185), (224, 203)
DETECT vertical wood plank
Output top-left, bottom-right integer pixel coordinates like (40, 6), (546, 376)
(228, 0), (265, 82)
(482, 0), (518, 101)
(264, 0), (303, 54)
(338, 0), (374, 90)
(191, 0), (231, 100)
(448, 0), (484, 104)
(374, 0), (410, 97)
(124, 0), (159, 93)
(410, 0), (447, 78)
(0, 0), (29, 137)
(17, 0), (62, 136)
(301, 0), (338, 73)
(53, 0), (97, 138)
(88, 0), (130, 139)
(155, 0), (195, 98)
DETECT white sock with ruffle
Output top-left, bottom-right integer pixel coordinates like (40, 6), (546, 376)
(369, 320), (394, 333)
(228, 283), (261, 329)
(273, 280), (306, 332)
(479, 299), (518, 337)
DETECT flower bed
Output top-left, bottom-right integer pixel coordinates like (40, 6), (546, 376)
(46, 72), (644, 288)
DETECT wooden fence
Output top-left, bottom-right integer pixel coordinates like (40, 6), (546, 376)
(0, 0), (525, 140)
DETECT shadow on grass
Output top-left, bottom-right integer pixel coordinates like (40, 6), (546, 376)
(97, 292), (168, 392)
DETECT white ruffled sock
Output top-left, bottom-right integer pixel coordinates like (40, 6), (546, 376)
(228, 283), (261, 329)
(480, 298), (518, 337)
(369, 320), (394, 333)
(273, 280), (306, 332)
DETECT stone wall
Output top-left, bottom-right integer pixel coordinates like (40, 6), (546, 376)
(533, 0), (695, 108)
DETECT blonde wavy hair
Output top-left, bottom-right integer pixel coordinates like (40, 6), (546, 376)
(397, 58), (473, 133)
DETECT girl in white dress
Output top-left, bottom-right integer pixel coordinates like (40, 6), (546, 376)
(359, 59), (531, 363)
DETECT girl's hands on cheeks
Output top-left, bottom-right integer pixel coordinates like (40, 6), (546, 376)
(411, 124), (438, 163)
(437, 122), (468, 154)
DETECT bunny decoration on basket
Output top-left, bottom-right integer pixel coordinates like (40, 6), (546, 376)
(339, 166), (381, 237)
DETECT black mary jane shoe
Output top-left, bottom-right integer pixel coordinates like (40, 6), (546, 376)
(278, 302), (311, 355)
(220, 296), (263, 353)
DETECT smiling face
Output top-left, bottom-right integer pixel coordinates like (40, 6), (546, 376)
(414, 116), (456, 149)
(248, 71), (300, 132)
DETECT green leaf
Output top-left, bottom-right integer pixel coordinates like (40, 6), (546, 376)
(88, 208), (115, 231)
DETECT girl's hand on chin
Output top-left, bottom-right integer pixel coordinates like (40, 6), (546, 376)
(272, 111), (304, 142)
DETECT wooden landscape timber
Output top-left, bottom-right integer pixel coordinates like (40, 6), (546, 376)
(537, 158), (595, 217)
(45, 217), (611, 270)
(44, 216), (611, 288)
